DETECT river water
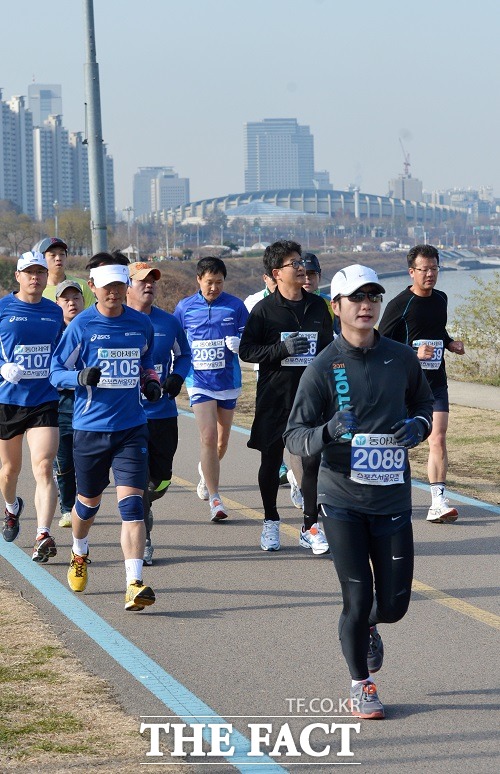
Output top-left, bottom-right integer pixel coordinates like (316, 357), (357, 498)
(378, 267), (499, 329)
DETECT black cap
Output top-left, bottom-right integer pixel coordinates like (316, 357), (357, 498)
(303, 252), (321, 273)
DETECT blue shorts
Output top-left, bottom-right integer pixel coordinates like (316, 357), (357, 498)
(321, 504), (412, 538)
(431, 384), (449, 413)
(190, 393), (237, 410)
(73, 425), (149, 498)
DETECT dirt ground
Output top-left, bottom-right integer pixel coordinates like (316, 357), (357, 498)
(1, 375), (497, 771)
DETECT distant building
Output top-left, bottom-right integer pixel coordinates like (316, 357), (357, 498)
(244, 118), (315, 192)
(28, 84), (62, 126)
(133, 166), (189, 217)
(388, 175), (423, 201)
(33, 115), (72, 220)
(0, 93), (35, 217)
(313, 170), (333, 190)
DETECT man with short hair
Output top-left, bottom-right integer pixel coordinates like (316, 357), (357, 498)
(54, 280), (85, 528)
(284, 263), (434, 719)
(174, 257), (249, 522)
(378, 244), (465, 523)
(126, 262), (191, 565)
(239, 240), (333, 553)
(36, 236), (96, 308)
(50, 252), (161, 611)
(0, 250), (64, 562)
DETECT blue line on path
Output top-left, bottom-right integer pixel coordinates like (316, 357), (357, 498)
(179, 410), (500, 515)
(0, 540), (287, 774)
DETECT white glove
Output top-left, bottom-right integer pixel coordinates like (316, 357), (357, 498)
(1, 363), (25, 384)
(225, 336), (240, 354)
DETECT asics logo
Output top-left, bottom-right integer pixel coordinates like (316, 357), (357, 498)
(9, 316), (27, 322)
(90, 334), (110, 341)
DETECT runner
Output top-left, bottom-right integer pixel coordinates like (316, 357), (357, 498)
(36, 236), (96, 308)
(174, 257), (248, 522)
(54, 280), (85, 528)
(126, 261), (191, 565)
(239, 239), (333, 553)
(0, 250), (64, 562)
(284, 263), (434, 719)
(50, 252), (161, 611)
(378, 244), (465, 523)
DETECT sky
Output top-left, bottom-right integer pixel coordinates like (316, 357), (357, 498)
(2, 0), (499, 212)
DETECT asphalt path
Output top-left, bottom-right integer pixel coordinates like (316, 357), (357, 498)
(1, 411), (499, 773)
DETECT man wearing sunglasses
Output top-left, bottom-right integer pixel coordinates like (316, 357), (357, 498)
(284, 263), (433, 720)
(239, 240), (333, 553)
(378, 244), (465, 524)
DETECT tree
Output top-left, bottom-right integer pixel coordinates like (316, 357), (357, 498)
(0, 211), (38, 256)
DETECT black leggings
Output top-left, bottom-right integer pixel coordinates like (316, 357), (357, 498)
(322, 505), (414, 680)
(258, 438), (284, 519)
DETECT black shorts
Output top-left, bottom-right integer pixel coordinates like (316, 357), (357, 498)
(147, 416), (178, 483)
(0, 401), (59, 440)
(431, 384), (449, 413)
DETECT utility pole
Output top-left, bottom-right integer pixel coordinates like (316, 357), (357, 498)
(83, 0), (107, 253)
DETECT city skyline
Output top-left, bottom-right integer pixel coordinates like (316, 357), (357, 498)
(1, 0), (499, 212)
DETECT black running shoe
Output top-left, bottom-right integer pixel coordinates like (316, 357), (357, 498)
(2, 497), (24, 542)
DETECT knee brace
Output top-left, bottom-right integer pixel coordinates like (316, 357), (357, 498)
(118, 494), (144, 522)
(147, 478), (171, 503)
(75, 496), (101, 521)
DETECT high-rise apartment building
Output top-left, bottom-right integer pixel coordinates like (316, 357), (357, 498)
(33, 115), (72, 220)
(133, 166), (190, 217)
(28, 84), (62, 126)
(388, 176), (423, 202)
(0, 92), (35, 217)
(244, 118), (315, 193)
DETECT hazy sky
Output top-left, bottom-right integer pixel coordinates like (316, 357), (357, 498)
(2, 0), (499, 212)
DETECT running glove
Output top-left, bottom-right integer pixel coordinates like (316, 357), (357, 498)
(225, 335), (240, 354)
(327, 405), (359, 441)
(0, 363), (25, 384)
(141, 369), (162, 402)
(391, 418), (426, 449)
(162, 373), (184, 398)
(283, 332), (310, 356)
(77, 366), (101, 386)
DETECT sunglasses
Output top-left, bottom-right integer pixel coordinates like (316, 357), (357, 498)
(345, 291), (383, 303)
(280, 259), (305, 269)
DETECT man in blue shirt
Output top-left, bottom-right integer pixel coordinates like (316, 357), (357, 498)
(50, 252), (161, 611)
(0, 250), (63, 562)
(174, 257), (248, 522)
(126, 262), (191, 565)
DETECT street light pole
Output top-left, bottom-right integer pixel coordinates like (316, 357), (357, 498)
(53, 200), (59, 235)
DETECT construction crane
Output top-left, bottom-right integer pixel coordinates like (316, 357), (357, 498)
(399, 138), (411, 177)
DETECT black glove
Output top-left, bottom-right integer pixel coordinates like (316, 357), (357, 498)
(391, 418), (426, 449)
(77, 366), (101, 386)
(327, 405), (359, 441)
(283, 332), (310, 356)
(162, 373), (184, 398)
(143, 377), (161, 403)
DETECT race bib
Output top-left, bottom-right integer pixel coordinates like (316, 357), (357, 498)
(413, 339), (443, 370)
(13, 344), (51, 379)
(192, 338), (225, 370)
(97, 347), (140, 388)
(280, 331), (318, 366)
(350, 433), (407, 486)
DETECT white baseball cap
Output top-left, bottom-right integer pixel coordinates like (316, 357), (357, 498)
(331, 264), (385, 299)
(17, 250), (48, 272)
(89, 264), (130, 287)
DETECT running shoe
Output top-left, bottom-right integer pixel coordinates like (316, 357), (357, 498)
(299, 523), (330, 555)
(2, 497), (24, 542)
(58, 511), (72, 528)
(286, 469), (303, 510)
(426, 500), (458, 523)
(210, 497), (228, 522)
(67, 550), (91, 592)
(143, 538), (154, 566)
(279, 462), (289, 485)
(32, 532), (57, 563)
(196, 462), (209, 501)
(350, 681), (385, 719)
(261, 519), (280, 551)
(367, 625), (384, 674)
(125, 580), (156, 612)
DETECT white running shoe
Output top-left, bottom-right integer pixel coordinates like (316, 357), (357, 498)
(261, 519), (280, 551)
(299, 523), (330, 554)
(210, 497), (228, 522)
(426, 500), (458, 523)
(197, 462), (209, 501)
(286, 469), (303, 510)
(143, 538), (154, 566)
